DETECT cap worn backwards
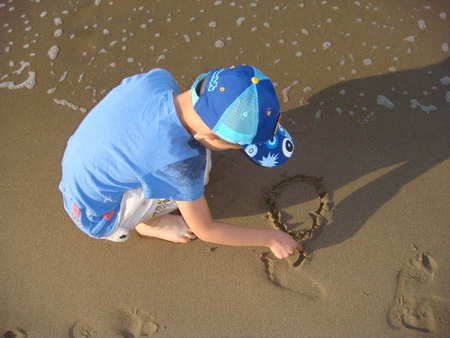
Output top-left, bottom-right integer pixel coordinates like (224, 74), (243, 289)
(191, 65), (295, 168)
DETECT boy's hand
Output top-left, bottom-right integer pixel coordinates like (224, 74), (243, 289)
(269, 231), (303, 259)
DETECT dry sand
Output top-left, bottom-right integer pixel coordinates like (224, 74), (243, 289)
(1, 0), (449, 336)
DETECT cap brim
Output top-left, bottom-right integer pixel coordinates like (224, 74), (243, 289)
(242, 124), (294, 167)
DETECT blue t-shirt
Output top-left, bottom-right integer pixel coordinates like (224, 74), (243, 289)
(59, 69), (207, 238)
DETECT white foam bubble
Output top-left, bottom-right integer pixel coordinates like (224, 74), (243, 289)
(47, 87), (57, 94)
(418, 19), (427, 30)
(440, 12), (448, 20)
(209, 21), (217, 28)
(440, 76), (450, 85)
(215, 40), (225, 48)
(54, 29), (63, 37)
(59, 71), (68, 82)
(404, 35), (416, 42)
(156, 55), (166, 63)
(0, 71), (36, 89)
(48, 45), (60, 60)
(301, 28), (309, 35)
(377, 95), (394, 108)
(410, 99), (437, 114)
(442, 43), (449, 52)
(363, 58), (373, 65)
(54, 98), (87, 113)
(214, 0), (223, 5)
(282, 86), (292, 102)
(322, 42), (332, 50)
(183, 34), (191, 42)
(12, 61), (30, 75)
(54, 18), (63, 25)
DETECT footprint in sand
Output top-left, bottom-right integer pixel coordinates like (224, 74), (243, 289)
(70, 308), (159, 337)
(259, 252), (326, 300)
(387, 253), (450, 333)
(3, 329), (28, 338)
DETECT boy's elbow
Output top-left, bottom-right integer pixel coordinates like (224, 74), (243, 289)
(190, 222), (215, 242)
(192, 229), (211, 242)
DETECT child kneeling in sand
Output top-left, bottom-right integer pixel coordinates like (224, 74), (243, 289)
(59, 65), (301, 259)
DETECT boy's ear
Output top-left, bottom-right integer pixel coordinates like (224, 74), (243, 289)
(193, 132), (219, 141)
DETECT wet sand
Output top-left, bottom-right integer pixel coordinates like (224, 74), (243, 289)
(1, 0), (449, 336)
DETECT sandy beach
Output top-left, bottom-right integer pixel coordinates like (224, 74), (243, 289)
(1, 0), (449, 336)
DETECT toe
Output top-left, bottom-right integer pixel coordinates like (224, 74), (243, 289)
(178, 236), (192, 243)
(186, 231), (197, 240)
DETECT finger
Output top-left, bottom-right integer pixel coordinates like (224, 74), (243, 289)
(296, 243), (304, 251)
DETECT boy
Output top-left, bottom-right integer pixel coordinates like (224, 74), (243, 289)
(59, 65), (300, 259)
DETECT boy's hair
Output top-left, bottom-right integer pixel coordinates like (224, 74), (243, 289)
(195, 78), (207, 97)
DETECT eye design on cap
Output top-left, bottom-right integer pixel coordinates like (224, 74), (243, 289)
(266, 135), (278, 149)
(282, 138), (294, 158)
(245, 145), (258, 157)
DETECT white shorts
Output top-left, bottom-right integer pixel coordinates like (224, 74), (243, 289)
(102, 149), (211, 242)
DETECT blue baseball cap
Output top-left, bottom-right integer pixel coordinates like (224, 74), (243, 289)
(191, 65), (294, 167)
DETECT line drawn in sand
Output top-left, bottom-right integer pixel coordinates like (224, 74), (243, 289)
(387, 253), (450, 333)
(70, 308), (159, 337)
(259, 174), (332, 297)
(262, 174), (332, 266)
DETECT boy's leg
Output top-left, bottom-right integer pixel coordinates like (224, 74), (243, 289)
(102, 190), (192, 243)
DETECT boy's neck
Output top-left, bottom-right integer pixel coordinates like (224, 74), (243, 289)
(173, 90), (201, 136)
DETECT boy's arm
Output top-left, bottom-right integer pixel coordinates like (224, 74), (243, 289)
(177, 195), (301, 259)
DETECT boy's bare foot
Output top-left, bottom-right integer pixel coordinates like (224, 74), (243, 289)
(135, 214), (196, 243)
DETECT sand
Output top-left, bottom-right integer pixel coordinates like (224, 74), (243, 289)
(1, 0), (449, 336)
